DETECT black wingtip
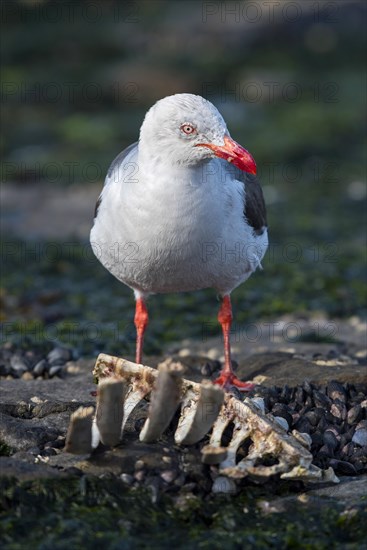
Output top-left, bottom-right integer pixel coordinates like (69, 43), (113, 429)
(94, 195), (102, 219)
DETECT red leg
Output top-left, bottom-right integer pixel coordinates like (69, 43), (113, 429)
(134, 297), (148, 364)
(213, 295), (254, 392)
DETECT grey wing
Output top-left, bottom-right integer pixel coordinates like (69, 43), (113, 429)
(231, 166), (267, 236)
(94, 142), (138, 219)
(106, 141), (138, 179)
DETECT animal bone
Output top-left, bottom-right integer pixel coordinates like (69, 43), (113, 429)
(174, 379), (224, 445)
(140, 360), (184, 443)
(65, 406), (94, 454)
(65, 354), (339, 484)
(96, 378), (125, 446)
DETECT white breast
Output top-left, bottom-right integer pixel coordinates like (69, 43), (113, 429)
(91, 148), (268, 295)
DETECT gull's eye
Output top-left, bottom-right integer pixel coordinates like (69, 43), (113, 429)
(180, 123), (197, 136)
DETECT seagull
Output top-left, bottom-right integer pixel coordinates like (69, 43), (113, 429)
(91, 94), (268, 391)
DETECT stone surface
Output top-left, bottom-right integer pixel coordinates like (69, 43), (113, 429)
(254, 475), (367, 516)
(0, 412), (70, 451)
(0, 321), (366, 508)
(167, 317), (367, 387)
(238, 352), (366, 387)
(0, 359), (95, 452)
(0, 456), (66, 480)
(307, 475), (367, 507)
(1, 182), (100, 240)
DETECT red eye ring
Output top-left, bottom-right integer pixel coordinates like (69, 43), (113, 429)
(180, 123), (196, 135)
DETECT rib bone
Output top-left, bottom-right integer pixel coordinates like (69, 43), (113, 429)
(139, 360), (184, 443)
(65, 406), (94, 454)
(64, 354), (339, 484)
(175, 380), (224, 445)
(95, 378), (125, 446)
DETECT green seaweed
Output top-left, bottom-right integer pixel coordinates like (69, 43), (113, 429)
(0, 442), (12, 457)
(0, 477), (366, 549)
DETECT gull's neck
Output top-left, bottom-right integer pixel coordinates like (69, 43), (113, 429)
(138, 143), (213, 186)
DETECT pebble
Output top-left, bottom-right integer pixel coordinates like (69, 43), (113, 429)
(211, 476), (237, 494)
(28, 446), (41, 455)
(325, 410), (336, 423)
(120, 473), (134, 485)
(304, 410), (319, 426)
(178, 348), (191, 357)
(341, 442), (354, 458)
(293, 431), (312, 449)
(295, 387), (305, 405)
(331, 401), (347, 421)
(356, 420), (367, 431)
(47, 347), (72, 366)
(311, 432), (323, 447)
(200, 362), (213, 377)
(280, 385), (292, 402)
(173, 473), (186, 487)
(313, 390), (331, 408)
(48, 437), (65, 449)
(351, 447), (367, 461)
(274, 416), (289, 431)
(294, 417), (312, 434)
(302, 380), (314, 395)
(305, 395), (313, 408)
(251, 397), (265, 413)
(1, 343), (79, 380)
(10, 356), (29, 374)
(160, 470), (177, 483)
(0, 364), (10, 376)
(326, 425), (340, 438)
(33, 359), (48, 376)
(317, 413), (328, 433)
(329, 459), (357, 476)
(352, 428), (367, 447)
(135, 460), (145, 470)
(347, 405), (362, 425)
(328, 380), (348, 403)
(146, 477), (160, 504)
(323, 430), (339, 451)
(49, 365), (63, 377)
(134, 470), (145, 482)
(353, 461), (365, 472)
(40, 448), (57, 457)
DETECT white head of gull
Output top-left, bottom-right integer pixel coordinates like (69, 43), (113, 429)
(91, 93), (268, 391)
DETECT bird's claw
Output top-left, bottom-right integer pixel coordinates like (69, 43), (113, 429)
(213, 372), (255, 392)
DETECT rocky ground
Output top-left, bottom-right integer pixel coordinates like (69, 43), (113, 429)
(1, 316), (366, 548)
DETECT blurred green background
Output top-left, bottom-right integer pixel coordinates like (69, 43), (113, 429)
(1, 0), (366, 357)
